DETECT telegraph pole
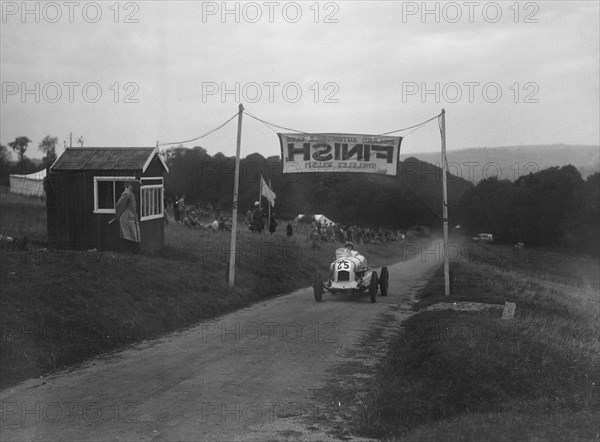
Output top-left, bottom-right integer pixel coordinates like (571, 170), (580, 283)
(440, 109), (450, 296)
(228, 104), (244, 291)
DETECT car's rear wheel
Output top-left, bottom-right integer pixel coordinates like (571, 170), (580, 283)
(370, 271), (378, 303)
(380, 267), (389, 296)
(313, 273), (323, 302)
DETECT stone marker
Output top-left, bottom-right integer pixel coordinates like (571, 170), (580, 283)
(502, 301), (516, 319)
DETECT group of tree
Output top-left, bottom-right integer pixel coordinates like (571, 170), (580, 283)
(0, 135), (58, 185)
(164, 146), (599, 255)
(459, 165), (599, 255)
(163, 145), (472, 229)
(3, 138), (594, 255)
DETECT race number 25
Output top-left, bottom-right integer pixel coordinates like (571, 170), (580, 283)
(337, 261), (350, 270)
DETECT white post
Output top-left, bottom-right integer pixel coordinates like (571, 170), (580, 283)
(228, 104), (244, 291)
(441, 109), (450, 296)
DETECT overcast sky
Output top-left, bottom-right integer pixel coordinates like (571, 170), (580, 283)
(1, 1), (598, 160)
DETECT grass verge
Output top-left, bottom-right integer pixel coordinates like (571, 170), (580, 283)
(355, 245), (600, 441)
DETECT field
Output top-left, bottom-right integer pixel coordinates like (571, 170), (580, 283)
(348, 239), (600, 441)
(0, 187), (46, 244)
(0, 189), (413, 388)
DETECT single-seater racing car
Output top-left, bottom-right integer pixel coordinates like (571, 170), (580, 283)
(313, 241), (389, 303)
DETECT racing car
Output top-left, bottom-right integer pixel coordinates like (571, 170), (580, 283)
(312, 242), (389, 303)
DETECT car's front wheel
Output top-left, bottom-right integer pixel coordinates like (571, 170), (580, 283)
(313, 273), (323, 302)
(370, 271), (378, 303)
(380, 267), (389, 296)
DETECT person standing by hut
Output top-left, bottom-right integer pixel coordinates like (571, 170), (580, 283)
(177, 195), (186, 223)
(251, 201), (264, 233)
(173, 196), (180, 223)
(269, 214), (278, 235)
(164, 196), (169, 225)
(115, 180), (141, 253)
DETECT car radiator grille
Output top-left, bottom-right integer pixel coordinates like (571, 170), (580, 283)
(337, 271), (350, 281)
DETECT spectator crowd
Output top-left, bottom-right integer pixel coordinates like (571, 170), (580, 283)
(306, 219), (404, 248)
(166, 198), (404, 246)
(167, 197), (231, 231)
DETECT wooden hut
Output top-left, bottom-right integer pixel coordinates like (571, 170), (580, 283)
(46, 147), (169, 252)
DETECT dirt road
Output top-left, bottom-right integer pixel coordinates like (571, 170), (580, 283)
(1, 240), (443, 441)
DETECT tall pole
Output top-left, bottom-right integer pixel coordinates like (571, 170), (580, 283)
(441, 109), (450, 296)
(228, 104), (244, 291)
(268, 178), (272, 221)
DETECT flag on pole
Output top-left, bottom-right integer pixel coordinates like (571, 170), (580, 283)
(260, 175), (276, 206)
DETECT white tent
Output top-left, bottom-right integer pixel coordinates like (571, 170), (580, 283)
(295, 214), (336, 226)
(9, 168), (46, 197)
(315, 214), (335, 226)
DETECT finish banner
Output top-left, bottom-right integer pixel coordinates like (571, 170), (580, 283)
(278, 133), (402, 175)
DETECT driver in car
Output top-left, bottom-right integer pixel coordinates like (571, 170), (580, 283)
(344, 241), (359, 256)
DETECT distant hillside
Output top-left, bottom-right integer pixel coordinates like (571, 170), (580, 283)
(402, 144), (599, 183)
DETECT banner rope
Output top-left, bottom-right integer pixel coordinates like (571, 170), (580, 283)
(378, 113), (441, 136)
(157, 111), (239, 147)
(46, 112), (240, 181)
(243, 109), (309, 134)
(244, 108), (439, 140)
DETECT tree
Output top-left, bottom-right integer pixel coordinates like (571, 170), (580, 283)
(39, 135), (58, 167)
(8, 136), (31, 162)
(458, 165), (589, 247)
(0, 144), (10, 186)
(0, 144), (10, 163)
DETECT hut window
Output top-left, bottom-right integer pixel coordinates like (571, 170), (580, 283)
(140, 177), (164, 221)
(93, 176), (135, 213)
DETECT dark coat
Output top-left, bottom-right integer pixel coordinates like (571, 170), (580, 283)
(269, 217), (278, 234)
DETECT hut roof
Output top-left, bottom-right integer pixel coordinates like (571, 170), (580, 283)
(51, 147), (168, 173)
